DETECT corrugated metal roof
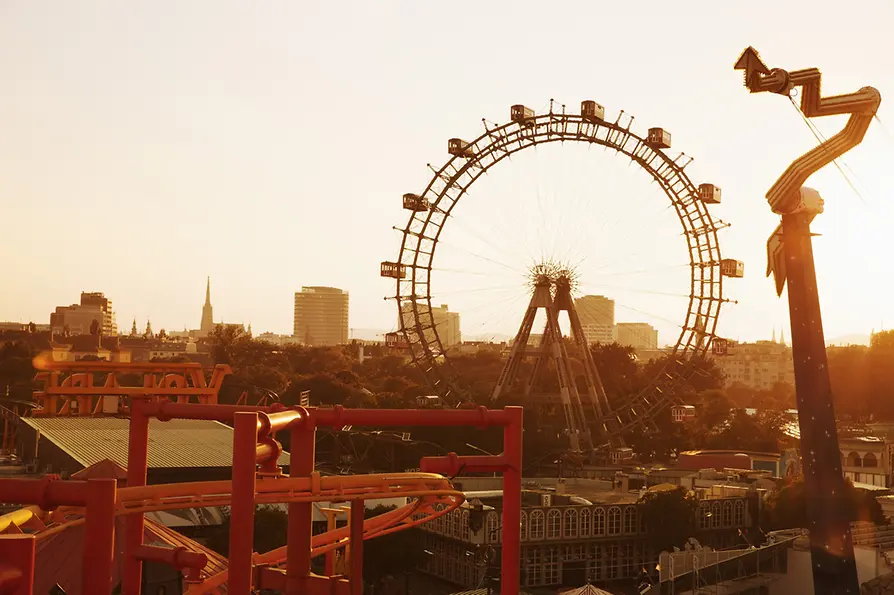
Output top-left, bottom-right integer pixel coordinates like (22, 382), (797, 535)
(22, 417), (290, 469)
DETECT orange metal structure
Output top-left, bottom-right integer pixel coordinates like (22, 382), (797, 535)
(0, 397), (524, 594)
(30, 361), (232, 416)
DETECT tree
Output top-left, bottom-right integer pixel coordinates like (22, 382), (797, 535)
(637, 487), (700, 553)
(762, 476), (887, 531)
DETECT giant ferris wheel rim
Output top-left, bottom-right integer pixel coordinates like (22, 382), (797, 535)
(390, 103), (727, 432)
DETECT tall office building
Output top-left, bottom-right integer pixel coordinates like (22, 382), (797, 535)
(615, 322), (659, 349)
(400, 302), (461, 348)
(78, 292), (117, 335)
(293, 287), (349, 346)
(574, 294), (615, 344)
(51, 292), (117, 336)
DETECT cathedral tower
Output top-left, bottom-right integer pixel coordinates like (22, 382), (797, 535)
(200, 277), (214, 335)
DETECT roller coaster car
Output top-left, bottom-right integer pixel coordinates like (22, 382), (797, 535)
(385, 332), (408, 349)
(698, 183), (722, 205)
(448, 138), (476, 158)
(511, 104), (536, 126)
(720, 259), (745, 278)
(402, 193), (430, 212)
(581, 100), (605, 123)
(647, 127), (672, 149)
(380, 261), (407, 279)
(711, 337), (737, 356)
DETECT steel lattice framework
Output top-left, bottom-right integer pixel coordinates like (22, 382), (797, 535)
(385, 101), (736, 439)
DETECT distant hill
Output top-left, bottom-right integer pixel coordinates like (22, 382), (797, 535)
(826, 333), (870, 346)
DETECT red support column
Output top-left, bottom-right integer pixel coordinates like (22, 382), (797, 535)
(230, 412), (260, 595)
(501, 406), (523, 595)
(0, 534), (35, 595)
(83, 478), (117, 595)
(349, 500), (365, 595)
(123, 397), (150, 595)
(285, 415), (316, 595)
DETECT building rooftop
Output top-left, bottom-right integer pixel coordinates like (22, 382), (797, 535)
(22, 417), (290, 469)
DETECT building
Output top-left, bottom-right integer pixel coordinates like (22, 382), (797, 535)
(293, 286), (349, 346)
(614, 322), (658, 350)
(78, 292), (118, 335)
(400, 302), (462, 348)
(416, 477), (756, 590)
(200, 276), (214, 336)
(50, 304), (104, 336)
(15, 417), (290, 484)
(840, 435), (890, 488)
(574, 295), (614, 344)
(711, 338), (795, 390)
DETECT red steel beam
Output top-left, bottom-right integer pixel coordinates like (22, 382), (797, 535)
(349, 500), (364, 595)
(230, 412), (260, 594)
(0, 535), (34, 595)
(286, 418), (317, 594)
(313, 405), (513, 428)
(83, 478), (117, 595)
(501, 406), (523, 595)
(123, 398), (151, 595)
(134, 544), (208, 582)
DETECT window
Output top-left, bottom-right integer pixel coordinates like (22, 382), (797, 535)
(520, 511), (528, 541)
(530, 510), (545, 540)
(547, 509), (562, 539)
(864, 453), (879, 468)
(580, 508), (591, 537)
(847, 452), (862, 467)
(543, 546), (560, 584)
(711, 501), (722, 529)
(734, 500), (746, 526)
(564, 509), (578, 538)
(486, 511), (499, 543)
(526, 548), (541, 586)
(722, 501), (733, 527)
(608, 507), (622, 535)
(700, 503), (711, 530)
(624, 506), (638, 534)
(594, 508), (606, 535)
(461, 510), (470, 540)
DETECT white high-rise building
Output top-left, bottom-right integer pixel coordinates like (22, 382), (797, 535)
(400, 302), (461, 348)
(574, 295), (614, 344)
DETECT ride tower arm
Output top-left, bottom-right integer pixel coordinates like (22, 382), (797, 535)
(736, 46), (881, 595)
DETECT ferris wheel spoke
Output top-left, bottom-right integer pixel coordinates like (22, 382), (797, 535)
(577, 282), (691, 300)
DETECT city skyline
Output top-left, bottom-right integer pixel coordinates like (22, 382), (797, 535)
(1, 2), (893, 344)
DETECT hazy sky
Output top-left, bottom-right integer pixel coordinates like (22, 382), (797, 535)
(2, 1), (893, 345)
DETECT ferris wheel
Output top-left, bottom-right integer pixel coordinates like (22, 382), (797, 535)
(381, 99), (743, 444)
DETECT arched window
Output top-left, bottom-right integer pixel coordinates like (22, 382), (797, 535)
(864, 453), (879, 468)
(594, 508), (606, 536)
(520, 511), (528, 541)
(608, 507), (622, 535)
(530, 510), (545, 540)
(486, 510), (499, 543)
(734, 500), (746, 526)
(700, 503), (711, 530)
(461, 510), (471, 540)
(450, 510), (459, 536)
(722, 501), (733, 527)
(847, 452), (862, 467)
(711, 501), (722, 529)
(547, 509), (562, 539)
(624, 506), (638, 534)
(564, 509), (578, 538)
(580, 508), (592, 537)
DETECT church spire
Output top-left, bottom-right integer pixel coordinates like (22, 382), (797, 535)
(200, 276), (214, 335)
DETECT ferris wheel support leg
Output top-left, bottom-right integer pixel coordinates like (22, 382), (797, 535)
(781, 211), (858, 593)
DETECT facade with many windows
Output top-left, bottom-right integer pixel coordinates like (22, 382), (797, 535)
(417, 490), (755, 589)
